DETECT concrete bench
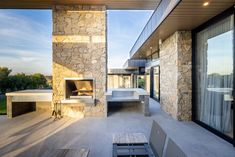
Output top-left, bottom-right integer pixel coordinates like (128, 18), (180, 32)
(109, 90), (140, 102)
(105, 88), (150, 116)
(6, 90), (52, 118)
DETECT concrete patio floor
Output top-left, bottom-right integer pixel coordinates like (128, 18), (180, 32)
(0, 99), (234, 157)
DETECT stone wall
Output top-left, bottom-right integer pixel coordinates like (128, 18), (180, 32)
(160, 31), (192, 121)
(177, 32), (192, 121)
(160, 32), (178, 119)
(52, 5), (107, 117)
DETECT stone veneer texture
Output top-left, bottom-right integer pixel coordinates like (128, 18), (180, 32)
(160, 31), (192, 121)
(52, 5), (107, 117)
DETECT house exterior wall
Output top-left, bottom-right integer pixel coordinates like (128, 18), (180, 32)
(160, 32), (178, 119)
(52, 5), (107, 117)
(177, 31), (192, 121)
(160, 31), (192, 121)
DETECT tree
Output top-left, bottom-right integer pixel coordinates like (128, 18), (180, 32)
(0, 67), (11, 79)
(30, 73), (49, 89)
(138, 77), (145, 89)
(0, 67), (51, 94)
(11, 73), (31, 90)
(0, 67), (12, 93)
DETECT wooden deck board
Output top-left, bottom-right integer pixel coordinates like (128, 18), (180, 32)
(113, 133), (148, 144)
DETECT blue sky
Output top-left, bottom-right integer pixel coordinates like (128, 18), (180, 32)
(207, 30), (233, 75)
(107, 10), (152, 68)
(0, 10), (152, 75)
(0, 10), (52, 75)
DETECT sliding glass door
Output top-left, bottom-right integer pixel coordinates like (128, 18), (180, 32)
(194, 10), (234, 144)
(145, 66), (160, 101)
(153, 66), (160, 101)
(137, 75), (145, 89)
(145, 68), (151, 94)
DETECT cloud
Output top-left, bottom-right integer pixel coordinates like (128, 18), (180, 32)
(0, 12), (50, 39)
(0, 11), (52, 50)
(0, 10), (52, 75)
(0, 10), (152, 73)
(107, 10), (153, 68)
(0, 48), (50, 61)
(0, 56), (52, 75)
(0, 48), (52, 75)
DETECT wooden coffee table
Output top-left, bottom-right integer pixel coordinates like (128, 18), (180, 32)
(113, 133), (154, 157)
(41, 148), (89, 157)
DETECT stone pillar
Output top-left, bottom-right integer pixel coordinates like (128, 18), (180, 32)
(131, 74), (134, 88)
(133, 75), (137, 88)
(143, 95), (150, 116)
(52, 5), (107, 117)
(160, 31), (192, 121)
(7, 96), (12, 118)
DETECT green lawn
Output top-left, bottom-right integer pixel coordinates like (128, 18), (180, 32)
(0, 97), (6, 115)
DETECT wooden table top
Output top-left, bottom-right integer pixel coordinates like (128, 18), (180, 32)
(41, 148), (89, 157)
(113, 133), (148, 144)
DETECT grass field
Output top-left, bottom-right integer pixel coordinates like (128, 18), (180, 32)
(0, 97), (6, 115)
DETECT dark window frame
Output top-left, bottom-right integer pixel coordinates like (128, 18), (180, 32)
(151, 66), (160, 102)
(192, 6), (235, 146)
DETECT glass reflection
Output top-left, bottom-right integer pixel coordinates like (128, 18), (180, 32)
(153, 66), (160, 100)
(145, 69), (151, 94)
(196, 15), (234, 138)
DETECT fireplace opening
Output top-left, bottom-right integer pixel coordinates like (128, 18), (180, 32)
(65, 78), (94, 100)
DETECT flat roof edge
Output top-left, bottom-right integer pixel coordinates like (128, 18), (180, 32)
(0, 1), (159, 10)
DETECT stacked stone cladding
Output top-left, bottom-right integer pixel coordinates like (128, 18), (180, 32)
(52, 5), (107, 117)
(160, 31), (192, 121)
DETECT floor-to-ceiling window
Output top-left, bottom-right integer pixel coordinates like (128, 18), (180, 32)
(137, 75), (145, 89)
(193, 8), (234, 145)
(145, 68), (151, 94)
(153, 66), (160, 101)
(108, 75), (131, 88)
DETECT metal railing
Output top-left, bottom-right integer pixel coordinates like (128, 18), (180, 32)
(123, 59), (147, 69)
(145, 59), (160, 68)
(108, 69), (139, 74)
(129, 0), (180, 58)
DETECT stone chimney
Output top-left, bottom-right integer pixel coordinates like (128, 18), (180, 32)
(52, 5), (107, 117)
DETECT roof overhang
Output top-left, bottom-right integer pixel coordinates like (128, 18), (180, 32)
(0, 0), (159, 10)
(108, 69), (138, 75)
(123, 59), (147, 69)
(131, 0), (235, 59)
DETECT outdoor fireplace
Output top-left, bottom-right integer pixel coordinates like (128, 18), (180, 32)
(64, 78), (95, 102)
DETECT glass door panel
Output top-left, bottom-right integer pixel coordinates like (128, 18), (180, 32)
(137, 75), (145, 89)
(153, 66), (160, 101)
(145, 69), (151, 94)
(195, 15), (234, 138)
(123, 75), (131, 88)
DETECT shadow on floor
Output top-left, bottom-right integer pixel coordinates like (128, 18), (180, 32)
(0, 99), (234, 157)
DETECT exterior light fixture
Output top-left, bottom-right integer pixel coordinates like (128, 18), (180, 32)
(203, 2), (209, 6)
